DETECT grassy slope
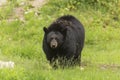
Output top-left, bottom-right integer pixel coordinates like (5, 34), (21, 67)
(0, 0), (120, 80)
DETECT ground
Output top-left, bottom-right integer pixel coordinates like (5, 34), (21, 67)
(0, 0), (45, 21)
(0, 0), (120, 80)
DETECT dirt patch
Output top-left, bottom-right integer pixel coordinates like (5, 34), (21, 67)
(13, 7), (25, 21)
(7, 0), (45, 22)
(81, 61), (120, 70)
(0, 0), (7, 6)
(29, 0), (45, 8)
(100, 64), (120, 70)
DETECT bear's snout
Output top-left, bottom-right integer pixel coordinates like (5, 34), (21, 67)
(50, 39), (58, 49)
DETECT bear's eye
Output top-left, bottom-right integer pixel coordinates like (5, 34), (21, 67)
(50, 37), (58, 41)
(51, 37), (57, 39)
(55, 37), (58, 40)
(51, 37), (54, 40)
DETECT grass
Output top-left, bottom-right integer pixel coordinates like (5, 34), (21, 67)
(0, 0), (120, 80)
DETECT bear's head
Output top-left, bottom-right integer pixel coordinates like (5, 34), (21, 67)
(43, 27), (67, 49)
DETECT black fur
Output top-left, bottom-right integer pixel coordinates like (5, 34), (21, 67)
(42, 15), (85, 67)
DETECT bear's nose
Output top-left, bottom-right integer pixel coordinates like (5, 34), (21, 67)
(51, 43), (57, 48)
(51, 44), (56, 48)
(50, 39), (58, 49)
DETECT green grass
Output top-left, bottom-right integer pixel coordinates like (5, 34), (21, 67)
(0, 0), (120, 80)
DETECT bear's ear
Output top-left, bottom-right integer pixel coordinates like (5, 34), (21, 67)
(43, 27), (49, 33)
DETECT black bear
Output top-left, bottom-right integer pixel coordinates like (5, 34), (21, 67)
(42, 15), (85, 67)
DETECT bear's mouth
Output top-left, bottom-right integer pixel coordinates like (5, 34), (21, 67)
(51, 44), (57, 49)
(50, 39), (58, 49)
